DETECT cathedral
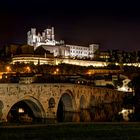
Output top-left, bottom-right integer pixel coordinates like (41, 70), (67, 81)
(27, 27), (99, 59)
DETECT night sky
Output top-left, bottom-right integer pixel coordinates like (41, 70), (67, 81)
(1, 0), (140, 51)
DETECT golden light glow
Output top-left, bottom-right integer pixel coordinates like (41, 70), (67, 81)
(53, 68), (59, 75)
(87, 70), (94, 75)
(54, 71), (57, 74)
(56, 68), (59, 72)
(26, 66), (31, 73)
(6, 66), (11, 72)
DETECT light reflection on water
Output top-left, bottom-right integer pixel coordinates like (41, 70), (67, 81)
(57, 103), (137, 123)
(118, 108), (134, 121)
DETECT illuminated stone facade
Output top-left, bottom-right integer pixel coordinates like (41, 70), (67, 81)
(66, 44), (99, 59)
(27, 27), (99, 59)
(11, 56), (109, 67)
(27, 27), (60, 50)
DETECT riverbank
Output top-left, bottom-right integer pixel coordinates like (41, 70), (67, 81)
(1, 122), (140, 140)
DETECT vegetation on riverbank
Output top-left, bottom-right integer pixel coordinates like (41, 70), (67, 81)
(1, 123), (140, 140)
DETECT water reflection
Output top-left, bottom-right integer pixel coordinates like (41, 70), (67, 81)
(57, 103), (139, 122)
(7, 103), (140, 124)
(118, 108), (134, 121)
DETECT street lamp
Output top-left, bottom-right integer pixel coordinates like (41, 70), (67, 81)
(54, 68), (59, 74)
(6, 66), (11, 72)
(56, 68), (59, 72)
(26, 66), (31, 73)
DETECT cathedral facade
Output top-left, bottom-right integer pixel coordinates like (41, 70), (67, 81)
(27, 27), (99, 59)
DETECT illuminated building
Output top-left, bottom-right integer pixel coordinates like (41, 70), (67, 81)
(99, 51), (110, 61)
(65, 44), (99, 59)
(27, 27), (99, 59)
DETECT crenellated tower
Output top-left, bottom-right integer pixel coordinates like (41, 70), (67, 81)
(27, 27), (59, 50)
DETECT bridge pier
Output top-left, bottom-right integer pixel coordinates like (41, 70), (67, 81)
(1, 110), (8, 122)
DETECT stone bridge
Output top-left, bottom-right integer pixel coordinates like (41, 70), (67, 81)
(0, 83), (124, 122)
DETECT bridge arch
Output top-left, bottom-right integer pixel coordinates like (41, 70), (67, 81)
(57, 90), (76, 122)
(58, 90), (76, 112)
(7, 96), (46, 122)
